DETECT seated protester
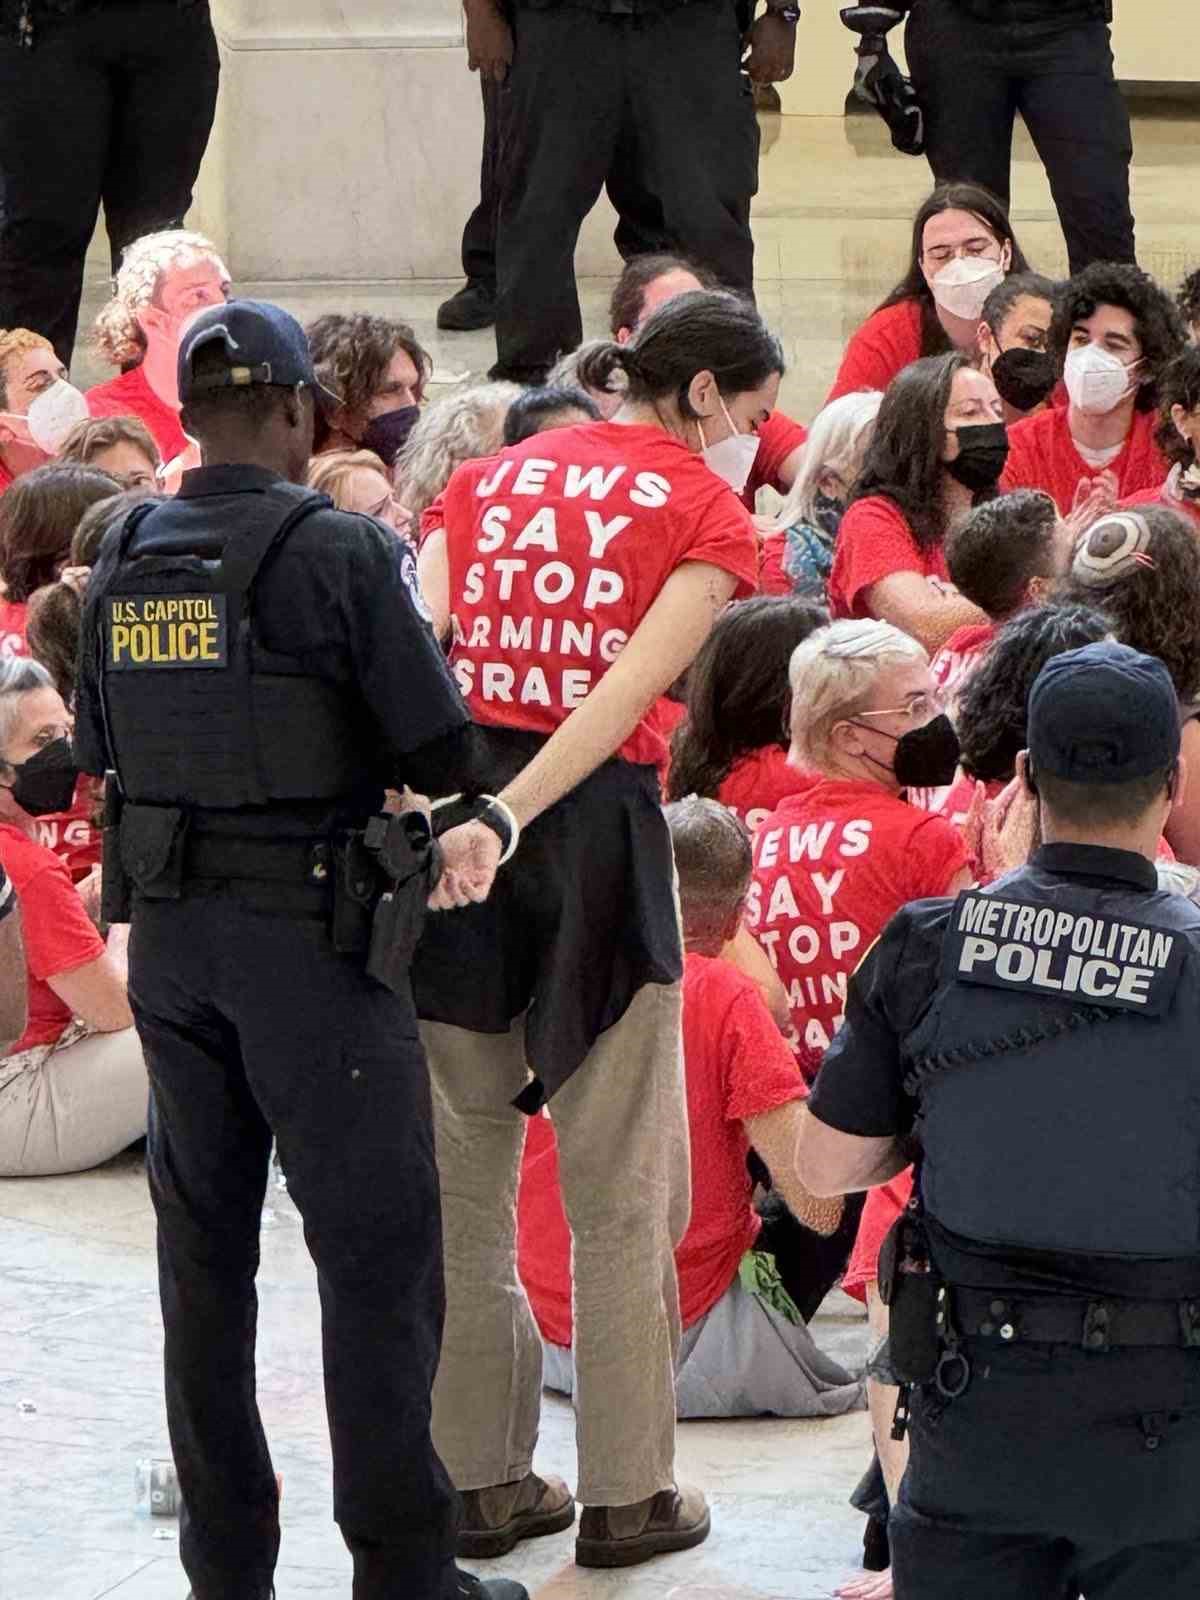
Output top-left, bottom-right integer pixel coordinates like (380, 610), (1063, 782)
(1002, 262), (1186, 512)
(1179, 267), (1200, 347)
(827, 182), (1033, 404)
(502, 385), (601, 446)
(400, 381), (522, 539)
(517, 797), (865, 1421)
(1059, 505), (1200, 866)
(0, 328), (90, 499)
(306, 449), (410, 537)
(58, 415), (161, 491)
(0, 465), (119, 656)
(1122, 345), (1200, 531)
(759, 391), (883, 601)
(306, 311), (430, 469)
(975, 271), (1059, 423)
(0, 659), (146, 1176)
(934, 489), (1075, 703)
(88, 230), (231, 467)
(548, 340), (626, 420)
(828, 353), (1006, 654)
(0, 864), (26, 1053)
(913, 601), (1111, 834)
(610, 254), (808, 504)
(747, 620), (971, 1068)
(668, 594), (827, 832)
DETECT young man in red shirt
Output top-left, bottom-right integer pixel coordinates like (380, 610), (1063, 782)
(1002, 262), (1185, 512)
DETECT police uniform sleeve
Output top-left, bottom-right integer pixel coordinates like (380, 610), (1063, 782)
(73, 567), (114, 778)
(807, 906), (933, 1139)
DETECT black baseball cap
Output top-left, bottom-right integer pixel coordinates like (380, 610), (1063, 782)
(1028, 641), (1180, 785)
(178, 300), (341, 414)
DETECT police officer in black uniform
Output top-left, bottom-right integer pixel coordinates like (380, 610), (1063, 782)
(72, 300), (526, 1600)
(798, 640), (1200, 1598)
(843, 0), (1135, 275)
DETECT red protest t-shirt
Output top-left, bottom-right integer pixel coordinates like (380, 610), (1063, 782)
(0, 597), (28, 659)
(717, 745), (818, 836)
(87, 365), (187, 464)
(1122, 481), (1200, 532)
(1001, 405), (1167, 513)
(930, 620), (996, 702)
(826, 299), (924, 405)
(843, 1170), (914, 1302)
(748, 780), (968, 1059)
(441, 422), (759, 768)
(0, 821), (105, 1054)
(828, 495), (949, 620)
(517, 951), (807, 1341)
(31, 776), (102, 883)
(744, 410), (808, 508)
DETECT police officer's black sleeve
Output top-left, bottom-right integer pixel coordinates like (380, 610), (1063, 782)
(73, 573), (112, 777)
(807, 906), (933, 1139)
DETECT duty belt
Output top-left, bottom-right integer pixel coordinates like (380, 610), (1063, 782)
(952, 1285), (1200, 1352)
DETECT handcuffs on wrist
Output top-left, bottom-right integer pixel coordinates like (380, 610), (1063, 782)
(429, 792), (520, 865)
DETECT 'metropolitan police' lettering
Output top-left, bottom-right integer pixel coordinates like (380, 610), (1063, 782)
(106, 594), (228, 671)
(945, 891), (1184, 1017)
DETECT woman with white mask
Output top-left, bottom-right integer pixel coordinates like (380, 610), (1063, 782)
(0, 328), (90, 497)
(827, 183), (1032, 404)
(1002, 262), (1186, 513)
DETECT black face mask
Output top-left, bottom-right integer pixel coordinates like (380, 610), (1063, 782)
(991, 347), (1057, 414)
(360, 405), (420, 468)
(855, 714), (961, 790)
(5, 737), (78, 816)
(946, 422), (1009, 493)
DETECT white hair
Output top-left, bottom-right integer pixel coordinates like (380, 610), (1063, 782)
(394, 381), (522, 517)
(771, 390), (883, 532)
(0, 656), (53, 766)
(92, 229), (227, 368)
(788, 619), (927, 775)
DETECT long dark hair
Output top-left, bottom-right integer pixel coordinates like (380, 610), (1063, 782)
(958, 603), (1112, 783)
(0, 464), (119, 602)
(667, 596), (828, 800)
(877, 182), (1032, 360)
(1155, 346), (1200, 469)
(850, 352), (987, 551)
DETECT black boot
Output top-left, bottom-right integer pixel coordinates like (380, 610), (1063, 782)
(437, 280), (496, 332)
(453, 1572), (529, 1600)
(863, 1513), (890, 1572)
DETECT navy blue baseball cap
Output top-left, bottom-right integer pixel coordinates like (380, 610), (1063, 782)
(1028, 641), (1180, 784)
(178, 300), (341, 414)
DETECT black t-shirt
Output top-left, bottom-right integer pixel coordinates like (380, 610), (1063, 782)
(74, 465), (470, 819)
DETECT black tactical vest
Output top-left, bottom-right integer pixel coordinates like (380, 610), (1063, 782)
(905, 865), (1200, 1262)
(92, 484), (376, 811)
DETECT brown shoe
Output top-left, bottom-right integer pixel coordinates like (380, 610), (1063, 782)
(456, 1472), (575, 1559)
(575, 1482), (711, 1569)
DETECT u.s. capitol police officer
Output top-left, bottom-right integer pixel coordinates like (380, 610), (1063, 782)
(798, 641), (1200, 1599)
(73, 301), (526, 1600)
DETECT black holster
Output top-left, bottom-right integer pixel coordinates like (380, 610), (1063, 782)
(878, 1206), (942, 1386)
(361, 811), (442, 995)
(100, 777), (132, 925)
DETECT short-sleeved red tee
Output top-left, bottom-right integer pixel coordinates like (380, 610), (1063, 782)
(744, 410), (808, 508)
(0, 821), (105, 1054)
(516, 952), (807, 1340)
(441, 422), (759, 768)
(87, 365), (186, 464)
(1122, 481), (1200, 532)
(31, 776), (102, 882)
(717, 745), (818, 835)
(0, 597), (28, 659)
(930, 620), (996, 701)
(828, 495), (949, 620)
(826, 300), (924, 404)
(1001, 405), (1167, 512)
(748, 780), (967, 1060)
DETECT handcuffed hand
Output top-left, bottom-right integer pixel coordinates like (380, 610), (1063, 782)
(428, 819), (502, 911)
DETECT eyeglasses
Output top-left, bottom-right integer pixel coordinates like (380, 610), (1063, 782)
(923, 239), (1002, 269)
(855, 690), (945, 725)
(112, 472), (157, 491)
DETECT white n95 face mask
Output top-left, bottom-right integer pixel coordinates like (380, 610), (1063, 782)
(1063, 343), (1140, 416)
(929, 256), (1006, 323)
(699, 399), (760, 495)
(0, 380), (91, 455)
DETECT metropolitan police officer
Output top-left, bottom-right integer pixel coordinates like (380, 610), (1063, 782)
(843, 0), (1135, 274)
(798, 641), (1200, 1598)
(72, 301), (526, 1600)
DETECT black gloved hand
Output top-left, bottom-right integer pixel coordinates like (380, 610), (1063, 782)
(840, 5), (925, 157)
(839, 3), (908, 40)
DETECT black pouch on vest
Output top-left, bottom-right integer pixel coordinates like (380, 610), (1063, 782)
(100, 779), (132, 925)
(879, 1211), (942, 1385)
(332, 833), (380, 955)
(119, 804), (189, 900)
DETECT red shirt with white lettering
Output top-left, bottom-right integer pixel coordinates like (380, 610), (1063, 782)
(517, 952), (807, 1340)
(745, 410), (808, 508)
(1001, 405), (1167, 513)
(32, 776), (102, 882)
(930, 620), (996, 701)
(748, 780), (968, 1061)
(826, 299), (924, 405)
(0, 597), (28, 659)
(828, 495), (949, 620)
(0, 821), (105, 1054)
(440, 422), (759, 768)
(717, 745), (817, 836)
(87, 365), (186, 464)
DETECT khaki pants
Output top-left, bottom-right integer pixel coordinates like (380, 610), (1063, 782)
(0, 1025), (147, 1176)
(421, 980), (689, 1506)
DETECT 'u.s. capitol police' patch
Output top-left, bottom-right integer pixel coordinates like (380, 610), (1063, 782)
(106, 594), (228, 670)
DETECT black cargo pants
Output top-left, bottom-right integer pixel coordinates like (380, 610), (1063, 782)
(492, 0), (759, 381)
(129, 890), (459, 1600)
(905, 0), (1135, 274)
